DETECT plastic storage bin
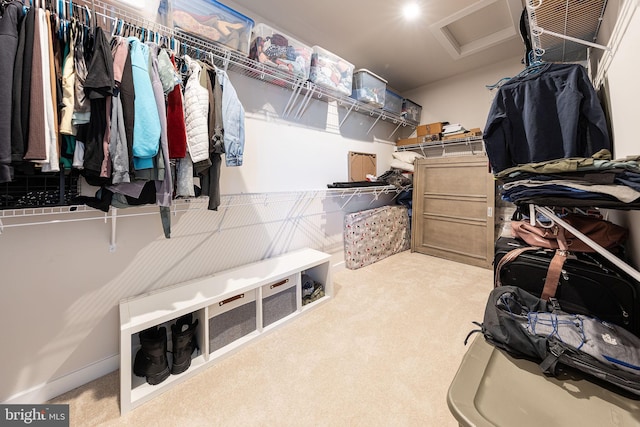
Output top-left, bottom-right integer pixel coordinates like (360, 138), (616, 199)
(383, 89), (403, 115)
(448, 336), (640, 427)
(402, 98), (422, 124)
(351, 69), (387, 108)
(172, 0), (255, 55)
(309, 45), (354, 96)
(249, 23), (313, 81)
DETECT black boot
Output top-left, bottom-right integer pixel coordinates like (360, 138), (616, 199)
(133, 326), (170, 385)
(171, 314), (199, 375)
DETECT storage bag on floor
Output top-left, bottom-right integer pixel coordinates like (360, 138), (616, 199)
(344, 205), (410, 269)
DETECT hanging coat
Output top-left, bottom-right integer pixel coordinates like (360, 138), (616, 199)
(128, 37), (161, 171)
(11, 5), (33, 167)
(0, 2), (23, 178)
(82, 26), (113, 180)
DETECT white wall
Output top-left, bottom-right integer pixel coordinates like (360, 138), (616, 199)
(402, 56), (526, 131)
(601, 0), (640, 267)
(221, 73), (401, 193)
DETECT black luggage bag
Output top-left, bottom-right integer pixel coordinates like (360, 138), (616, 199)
(494, 236), (640, 336)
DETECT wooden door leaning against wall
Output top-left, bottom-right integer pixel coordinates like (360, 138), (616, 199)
(411, 155), (495, 269)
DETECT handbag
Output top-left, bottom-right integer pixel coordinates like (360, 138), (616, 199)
(497, 213), (628, 301)
(511, 213), (628, 253)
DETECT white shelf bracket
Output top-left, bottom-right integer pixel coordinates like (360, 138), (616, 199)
(366, 113), (384, 135)
(293, 82), (317, 120)
(292, 81), (314, 119)
(339, 102), (357, 128)
(340, 188), (361, 210)
(110, 207), (118, 253)
(283, 79), (305, 118)
(388, 122), (405, 140)
(368, 188), (382, 205)
(533, 26), (611, 52)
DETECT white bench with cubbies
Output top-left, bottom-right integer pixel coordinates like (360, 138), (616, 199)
(119, 248), (332, 414)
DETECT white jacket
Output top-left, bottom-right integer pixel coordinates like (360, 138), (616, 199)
(183, 57), (210, 164)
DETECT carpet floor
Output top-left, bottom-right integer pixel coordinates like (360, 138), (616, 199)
(49, 250), (493, 426)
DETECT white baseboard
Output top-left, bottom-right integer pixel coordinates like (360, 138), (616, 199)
(3, 355), (119, 404)
(330, 253), (346, 272)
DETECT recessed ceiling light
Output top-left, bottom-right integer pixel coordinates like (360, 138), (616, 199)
(403, 2), (421, 20)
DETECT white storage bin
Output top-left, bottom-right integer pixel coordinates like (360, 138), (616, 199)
(249, 23), (312, 80)
(309, 45), (354, 96)
(351, 69), (387, 108)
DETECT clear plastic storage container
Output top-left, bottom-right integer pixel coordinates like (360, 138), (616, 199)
(351, 69), (387, 108)
(172, 0), (255, 55)
(249, 23), (313, 80)
(383, 89), (403, 115)
(402, 98), (422, 124)
(309, 45), (354, 96)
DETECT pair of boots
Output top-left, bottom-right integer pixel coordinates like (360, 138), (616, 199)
(133, 313), (199, 385)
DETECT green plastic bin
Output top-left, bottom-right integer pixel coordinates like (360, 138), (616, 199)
(447, 336), (640, 427)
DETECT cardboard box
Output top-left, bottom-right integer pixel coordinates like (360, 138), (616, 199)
(420, 133), (441, 143)
(417, 122), (445, 137)
(396, 137), (418, 146)
(440, 128), (484, 141)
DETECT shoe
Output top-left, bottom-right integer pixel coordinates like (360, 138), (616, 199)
(133, 326), (170, 385)
(171, 314), (199, 375)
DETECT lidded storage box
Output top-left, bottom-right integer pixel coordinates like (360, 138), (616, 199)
(351, 69), (387, 108)
(172, 0), (255, 55)
(309, 45), (354, 96)
(383, 89), (403, 115)
(249, 23), (313, 80)
(402, 98), (422, 124)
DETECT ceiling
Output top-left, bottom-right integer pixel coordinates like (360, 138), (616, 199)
(228, 0), (528, 92)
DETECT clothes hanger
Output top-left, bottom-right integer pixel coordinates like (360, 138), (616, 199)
(487, 51), (546, 89)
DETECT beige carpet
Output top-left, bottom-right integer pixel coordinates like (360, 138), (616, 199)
(49, 250), (493, 426)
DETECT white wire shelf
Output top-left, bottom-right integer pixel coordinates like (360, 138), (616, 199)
(79, 0), (416, 134)
(526, 0), (610, 63)
(0, 186), (407, 228)
(396, 135), (485, 154)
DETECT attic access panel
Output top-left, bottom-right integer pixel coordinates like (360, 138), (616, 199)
(526, 0), (609, 62)
(430, 0), (523, 59)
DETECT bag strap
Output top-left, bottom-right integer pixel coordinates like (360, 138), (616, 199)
(495, 246), (568, 301)
(540, 250), (568, 300)
(495, 246), (541, 287)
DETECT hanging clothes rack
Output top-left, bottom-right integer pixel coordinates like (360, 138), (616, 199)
(2, 0), (415, 244)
